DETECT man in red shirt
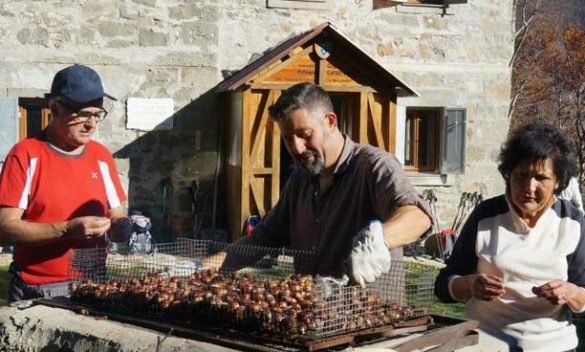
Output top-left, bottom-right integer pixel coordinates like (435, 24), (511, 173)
(0, 64), (131, 302)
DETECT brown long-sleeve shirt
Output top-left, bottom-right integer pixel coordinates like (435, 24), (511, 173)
(232, 136), (431, 276)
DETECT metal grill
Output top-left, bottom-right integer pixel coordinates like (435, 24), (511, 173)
(67, 239), (434, 341)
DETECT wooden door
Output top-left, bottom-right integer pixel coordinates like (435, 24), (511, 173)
(19, 98), (51, 141)
(278, 91), (398, 188)
(357, 92), (396, 154)
(238, 89), (281, 239)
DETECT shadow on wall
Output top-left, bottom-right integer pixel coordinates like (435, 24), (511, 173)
(113, 90), (227, 243)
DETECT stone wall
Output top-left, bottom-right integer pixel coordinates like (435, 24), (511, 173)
(216, 0), (514, 231)
(0, 0), (514, 239)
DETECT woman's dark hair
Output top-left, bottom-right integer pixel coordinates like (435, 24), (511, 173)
(498, 122), (578, 194)
(268, 82), (333, 122)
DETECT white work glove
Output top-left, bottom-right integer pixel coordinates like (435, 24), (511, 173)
(348, 220), (392, 288)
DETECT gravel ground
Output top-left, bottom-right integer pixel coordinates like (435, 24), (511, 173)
(404, 255), (446, 269)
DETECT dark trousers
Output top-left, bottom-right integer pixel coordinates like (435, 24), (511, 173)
(8, 262), (70, 303)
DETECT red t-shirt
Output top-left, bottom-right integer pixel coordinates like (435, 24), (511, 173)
(0, 132), (127, 285)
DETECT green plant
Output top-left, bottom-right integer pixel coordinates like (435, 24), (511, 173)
(0, 265), (9, 306)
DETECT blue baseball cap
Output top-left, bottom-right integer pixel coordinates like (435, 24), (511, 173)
(46, 64), (117, 103)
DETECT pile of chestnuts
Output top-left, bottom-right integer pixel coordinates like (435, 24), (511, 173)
(70, 269), (422, 338)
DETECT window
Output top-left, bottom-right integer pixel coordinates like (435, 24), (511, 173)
(19, 98), (51, 140)
(267, 0), (332, 10)
(401, 107), (466, 175)
(405, 109), (440, 172)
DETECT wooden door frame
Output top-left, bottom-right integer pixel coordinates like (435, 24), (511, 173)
(19, 98), (50, 140)
(403, 108), (441, 172)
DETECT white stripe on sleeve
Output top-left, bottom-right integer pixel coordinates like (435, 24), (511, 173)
(18, 157), (37, 209)
(98, 160), (121, 209)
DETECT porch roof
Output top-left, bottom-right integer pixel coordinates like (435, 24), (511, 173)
(215, 21), (418, 97)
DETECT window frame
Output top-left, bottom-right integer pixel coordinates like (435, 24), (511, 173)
(19, 98), (51, 140)
(266, 0), (332, 10)
(403, 107), (442, 173)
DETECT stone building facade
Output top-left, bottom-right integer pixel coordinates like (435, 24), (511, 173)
(0, 0), (513, 241)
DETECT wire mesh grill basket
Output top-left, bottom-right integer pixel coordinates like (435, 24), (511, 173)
(68, 239), (434, 339)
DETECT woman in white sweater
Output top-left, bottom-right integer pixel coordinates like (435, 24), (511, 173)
(435, 122), (585, 352)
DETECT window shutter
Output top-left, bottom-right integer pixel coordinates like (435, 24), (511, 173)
(440, 108), (466, 174)
(0, 98), (19, 163)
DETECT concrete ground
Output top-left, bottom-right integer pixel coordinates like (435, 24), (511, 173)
(0, 303), (509, 352)
(0, 303), (237, 352)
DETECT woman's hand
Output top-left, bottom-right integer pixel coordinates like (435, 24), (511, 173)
(469, 273), (506, 301)
(533, 280), (582, 306)
(451, 273), (505, 301)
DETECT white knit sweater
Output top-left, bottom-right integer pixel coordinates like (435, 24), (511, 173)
(435, 195), (585, 352)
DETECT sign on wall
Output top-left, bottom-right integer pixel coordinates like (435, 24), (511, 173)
(0, 98), (18, 164)
(264, 55), (357, 85)
(126, 98), (174, 131)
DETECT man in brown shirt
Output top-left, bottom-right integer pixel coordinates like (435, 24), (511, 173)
(225, 83), (431, 286)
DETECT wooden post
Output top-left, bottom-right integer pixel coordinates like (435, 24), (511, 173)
(359, 91), (368, 144)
